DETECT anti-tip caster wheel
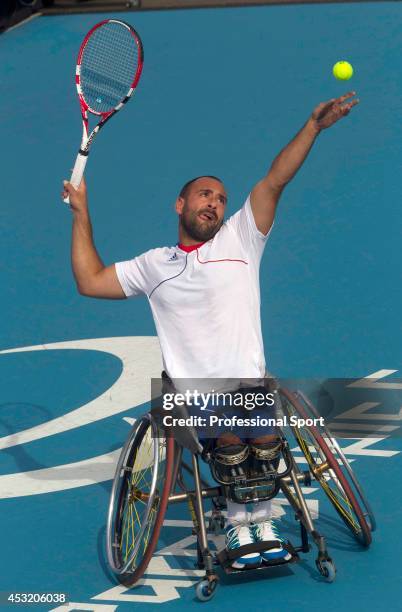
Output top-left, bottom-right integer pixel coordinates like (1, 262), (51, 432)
(316, 559), (336, 583)
(195, 578), (219, 601)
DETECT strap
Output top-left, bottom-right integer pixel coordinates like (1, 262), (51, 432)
(217, 540), (299, 565)
(218, 540), (284, 561)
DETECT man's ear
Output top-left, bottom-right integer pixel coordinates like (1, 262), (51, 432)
(175, 197), (184, 215)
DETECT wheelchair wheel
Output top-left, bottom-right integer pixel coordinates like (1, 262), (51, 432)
(106, 413), (175, 586)
(279, 388), (372, 547)
(293, 389), (376, 532)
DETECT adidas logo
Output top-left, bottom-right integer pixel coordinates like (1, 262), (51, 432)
(168, 252), (178, 262)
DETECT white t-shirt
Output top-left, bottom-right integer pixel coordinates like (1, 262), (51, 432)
(115, 196), (271, 393)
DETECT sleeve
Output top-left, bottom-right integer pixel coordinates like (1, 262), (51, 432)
(115, 253), (149, 298)
(225, 194), (274, 263)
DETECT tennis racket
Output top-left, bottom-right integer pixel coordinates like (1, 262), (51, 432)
(63, 19), (144, 204)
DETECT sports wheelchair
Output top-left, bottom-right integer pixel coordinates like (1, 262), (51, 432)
(106, 379), (375, 601)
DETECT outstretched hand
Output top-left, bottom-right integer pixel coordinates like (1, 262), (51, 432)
(311, 91), (359, 131)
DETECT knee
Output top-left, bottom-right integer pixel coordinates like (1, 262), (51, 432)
(251, 434), (279, 444)
(249, 437), (282, 470)
(216, 432), (243, 447)
(211, 439), (249, 484)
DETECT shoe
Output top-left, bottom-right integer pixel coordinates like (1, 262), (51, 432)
(225, 522), (262, 569)
(251, 519), (292, 562)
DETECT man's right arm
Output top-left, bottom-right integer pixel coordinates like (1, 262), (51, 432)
(63, 177), (126, 299)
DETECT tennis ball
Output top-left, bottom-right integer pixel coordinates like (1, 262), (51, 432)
(333, 61), (353, 81)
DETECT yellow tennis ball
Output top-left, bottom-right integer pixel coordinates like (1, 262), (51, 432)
(333, 61), (353, 80)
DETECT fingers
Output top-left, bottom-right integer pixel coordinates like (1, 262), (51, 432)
(63, 180), (76, 194)
(336, 91), (357, 104)
(312, 97), (338, 121)
(62, 177), (86, 198)
(312, 91), (359, 129)
(331, 93), (359, 118)
(61, 180), (78, 206)
(321, 92), (358, 115)
(314, 92), (357, 115)
(315, 98), (335, 112)
(61, 181), (71, 201)
(345, 98), (360, 108)
(61, 175), (88, 212)
(321, 98), (336, 110)
(339, 98), (360, 116)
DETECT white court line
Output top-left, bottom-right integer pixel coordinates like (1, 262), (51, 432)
(0, 448), (121, 499)
(0, 336), (162, 449)
(4, 12), (41, 34)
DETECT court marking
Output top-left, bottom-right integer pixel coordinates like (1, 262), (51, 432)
(0, 336), (162, 449)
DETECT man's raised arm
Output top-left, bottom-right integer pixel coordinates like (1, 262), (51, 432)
(250, 91), (359, 235)
(63, 178), (126, 299)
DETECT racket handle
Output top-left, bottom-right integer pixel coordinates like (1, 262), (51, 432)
(63, 152), (88, 205)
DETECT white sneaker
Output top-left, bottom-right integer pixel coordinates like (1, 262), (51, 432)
(225, 522), (262, 569)
(251, 520), (292, 562)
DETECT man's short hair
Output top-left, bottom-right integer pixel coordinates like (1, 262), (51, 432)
(179, 176), (223, 199)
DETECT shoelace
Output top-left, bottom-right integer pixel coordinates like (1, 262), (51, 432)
(226, 522), (253, 549)
(254, 519), (284, 543)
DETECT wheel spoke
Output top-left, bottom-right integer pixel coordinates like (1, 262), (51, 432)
(279, 389), (371, 546)
(107, 414), (175, 580)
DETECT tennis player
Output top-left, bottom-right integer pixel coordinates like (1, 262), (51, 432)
(63, 92), (358, 569)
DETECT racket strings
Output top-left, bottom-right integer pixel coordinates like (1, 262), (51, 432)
(80, 22), (140, 113)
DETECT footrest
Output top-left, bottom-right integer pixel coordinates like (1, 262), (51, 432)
(216, 540), (299, 573)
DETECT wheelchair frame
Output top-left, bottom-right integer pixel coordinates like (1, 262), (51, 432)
(106, 386), (375, 601)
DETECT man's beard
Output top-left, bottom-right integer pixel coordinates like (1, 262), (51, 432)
(180, 207), (223, 242)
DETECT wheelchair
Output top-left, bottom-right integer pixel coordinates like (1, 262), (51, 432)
(106, 379), (375, 602)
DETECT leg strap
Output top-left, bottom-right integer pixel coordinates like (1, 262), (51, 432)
(214, 444), (249, 465)
(210, 444), (249, 484)
(217, 540), (299, 570)
(249, 441), (282, 461)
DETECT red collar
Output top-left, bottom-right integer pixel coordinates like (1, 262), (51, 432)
(178, 242), (205, 253)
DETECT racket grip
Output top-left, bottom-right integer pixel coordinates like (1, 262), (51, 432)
(63, 152), (88, 205)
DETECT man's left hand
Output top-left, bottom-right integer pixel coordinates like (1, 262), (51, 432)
(311, 91), (359, 131)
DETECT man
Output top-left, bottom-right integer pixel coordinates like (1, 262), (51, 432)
(63, 91), (359, 569)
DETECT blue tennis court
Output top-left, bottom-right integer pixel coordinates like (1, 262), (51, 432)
(1, 3), (402, 610)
